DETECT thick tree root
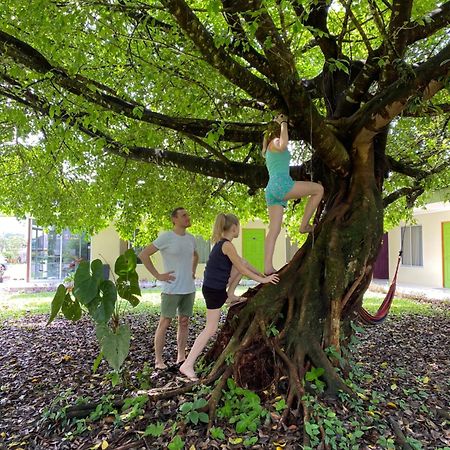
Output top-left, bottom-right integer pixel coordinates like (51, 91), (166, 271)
(389, 417), (414, 450)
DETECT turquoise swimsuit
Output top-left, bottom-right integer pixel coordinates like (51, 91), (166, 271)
(265, 148), (295, 208)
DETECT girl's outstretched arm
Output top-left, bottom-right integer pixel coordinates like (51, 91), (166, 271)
(222, 242), (279, 285)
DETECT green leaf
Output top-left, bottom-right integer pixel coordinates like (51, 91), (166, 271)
(168, 435), (184, 450)
(48, 284), (67, 324)
(73, 259), (104, 305)
(198, 412), (209, 423)
(111, 372), (120, 386)
(114, 249), (137, 276)
(210, 426), (225, 440)
(143, 422), (164, 437)
(61, 293), (82, 321)
(92, 351), (103, 374)
(193, 398), (208, 409)
(98, 324), (131, 371)
(90, 280), (117, 323)
(189, 410), (199, 424)
(179, 402), (193, 413)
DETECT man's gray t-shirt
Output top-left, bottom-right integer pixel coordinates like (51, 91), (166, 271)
(153, 231), (196, 294)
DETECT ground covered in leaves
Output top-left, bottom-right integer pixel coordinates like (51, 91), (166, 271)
(0, 300), (449, 450)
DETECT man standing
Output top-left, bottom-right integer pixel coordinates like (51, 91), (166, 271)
(139, 207), (199, 370)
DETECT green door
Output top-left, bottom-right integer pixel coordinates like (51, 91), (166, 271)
(242, 228), (265, 274)
(443, 222), (450, 288)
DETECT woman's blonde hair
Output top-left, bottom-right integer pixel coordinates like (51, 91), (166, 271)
(212, 213), (239, 243)
(262, 121), (281, 156)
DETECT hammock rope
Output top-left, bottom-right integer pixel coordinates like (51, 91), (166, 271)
(358, 227), (406, 325)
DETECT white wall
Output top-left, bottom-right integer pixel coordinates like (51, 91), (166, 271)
(388, 202), (450, 288)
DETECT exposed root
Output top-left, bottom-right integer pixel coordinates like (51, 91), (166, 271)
(309, 341), (352, 396)
(206, 366), (234, 431)
(281, 386), (295, 423)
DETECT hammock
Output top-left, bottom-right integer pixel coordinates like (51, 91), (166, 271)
(358, 250), (402, 325)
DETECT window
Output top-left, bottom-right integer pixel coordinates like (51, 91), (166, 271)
(30, 220), (90, 280)
(401, 225), (423, 266)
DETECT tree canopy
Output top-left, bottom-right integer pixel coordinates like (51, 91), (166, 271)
(0, 0), (449, 241)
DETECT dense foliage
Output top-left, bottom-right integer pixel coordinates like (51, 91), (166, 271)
(0, 0), (448, 242)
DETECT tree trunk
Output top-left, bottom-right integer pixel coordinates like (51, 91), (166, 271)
(205, 139), (384, 399)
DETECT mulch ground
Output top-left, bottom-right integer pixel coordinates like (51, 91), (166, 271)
(0, 303), (449, 450)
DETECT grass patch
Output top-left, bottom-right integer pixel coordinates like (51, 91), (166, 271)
(1, 288), (447, 323)
(362, 296), (448, 316)
(0, 288), (208, 323)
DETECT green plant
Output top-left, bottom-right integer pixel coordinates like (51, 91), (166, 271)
(47, 249), (141, 373)
(136, 362), (153, 390)
(120, 395), (149, 422)
(274, 398), (287, 412)
(217, 378), (269, 434)
(266, 322), (279, 337)
(168, 435), (184, 450)
(179, 397), (209, 425)
(89, 395), (118, 422)
(244, 436), (258, 447)
(143, 422), (164, 437)
(209, 426), (225, 441)
(41, 388), (75, 425)
(305, 367), (326, 391)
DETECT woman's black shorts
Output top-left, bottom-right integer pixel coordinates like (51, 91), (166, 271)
(202, 285), (228, 310)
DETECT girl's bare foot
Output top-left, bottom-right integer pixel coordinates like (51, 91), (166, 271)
(299, 224), (314, 233)
(155, 362), (167, 370)
(227, 294), (243, 303)
(226, 296), (247, 307)
(179, 363), (199, 381)
(264, 267), (277, 276)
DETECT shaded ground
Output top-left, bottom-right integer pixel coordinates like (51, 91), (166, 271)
(0, 303), (449, 449)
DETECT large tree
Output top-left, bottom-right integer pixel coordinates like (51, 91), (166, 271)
(1, 0), (449, 430)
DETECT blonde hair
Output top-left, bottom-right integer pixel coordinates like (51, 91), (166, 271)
(261, 121), (281, 156)
(212, 213), (239, 243)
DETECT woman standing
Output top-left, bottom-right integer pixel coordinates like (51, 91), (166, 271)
(179, 213), (279, 381)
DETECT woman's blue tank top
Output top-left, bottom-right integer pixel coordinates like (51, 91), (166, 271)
(203, 239), (233, 290)
(265, 148), (291, 177)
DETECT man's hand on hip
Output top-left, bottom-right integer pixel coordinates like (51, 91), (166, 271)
(157, 271), (176, 282)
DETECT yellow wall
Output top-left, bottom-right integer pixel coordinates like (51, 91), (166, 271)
(388, 202), (450, 288)
(90, 220), (291, 282)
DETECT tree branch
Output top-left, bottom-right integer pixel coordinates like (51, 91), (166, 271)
(383, 186), (424, 207)
(159, 0), (283, 110)
(292, 0), (339, 59)
(402, 1), (450, 47)
(0, 75), (268, 188)
(220, 2), (275, 80)
(0, 29), (265, 143)
(385, 156), (428, 178)
(352, 43), (450, 144)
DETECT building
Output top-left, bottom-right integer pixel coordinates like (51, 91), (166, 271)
(27, 219), (90, 281)
(375, 199), (450, 288)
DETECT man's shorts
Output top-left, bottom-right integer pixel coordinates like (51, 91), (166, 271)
(265, 174), (295, 208)
(160, 292), (195, 318)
